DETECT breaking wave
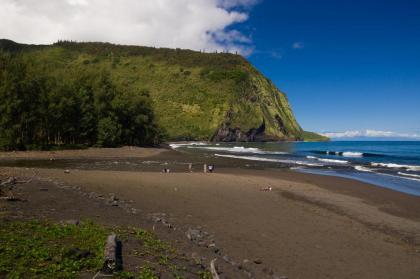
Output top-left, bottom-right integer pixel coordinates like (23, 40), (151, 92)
(354, 165), (374, 172)
(169, 142), (208, 149)
(188, 145), (288, 155)
(311, 150), (380, 158)
(214, 154), (323, 167)
(306, 155), (349, 164)
(316, 158), (349, 164)
(370, 162), (420, 172)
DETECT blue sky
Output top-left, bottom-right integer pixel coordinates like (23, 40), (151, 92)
(239, 0), (420, 138)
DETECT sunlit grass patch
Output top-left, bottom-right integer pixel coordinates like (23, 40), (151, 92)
(0, 220), (107, 278)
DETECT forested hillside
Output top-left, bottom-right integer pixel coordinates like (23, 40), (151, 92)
(0, 48), (160, 150)
(0, 39), (326, 150)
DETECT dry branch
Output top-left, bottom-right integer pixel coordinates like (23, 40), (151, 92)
(210, 258), (220, 279)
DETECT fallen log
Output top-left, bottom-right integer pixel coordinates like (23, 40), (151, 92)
(102, 233), (120, 274)
(0, 177), (16, 186)
(210, 258), (220, 279)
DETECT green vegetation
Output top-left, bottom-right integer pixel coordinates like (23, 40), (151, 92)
(302, 131), (330, 142)
(303, 131), (329, 142)
(0, 48), (161, 151)
(0, 220), (106, 278)
(0, 219), (207, 278)
(0, 39), (327, 146)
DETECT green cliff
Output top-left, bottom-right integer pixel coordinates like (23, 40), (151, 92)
(0, 39), (326, 144)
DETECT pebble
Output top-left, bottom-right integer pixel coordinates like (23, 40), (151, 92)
(186, 228), (203, 241)
(253, 258), (262, 264)
(111, 200), (119, 206)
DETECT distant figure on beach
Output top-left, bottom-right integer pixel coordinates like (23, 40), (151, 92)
(162, 168), (170, 173)
(188, 163), (192, 172)
(208, 164), (214, 173)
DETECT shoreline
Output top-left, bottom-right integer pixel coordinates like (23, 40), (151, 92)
(2, 146), (420, 218)
(1, 147), (420, 278)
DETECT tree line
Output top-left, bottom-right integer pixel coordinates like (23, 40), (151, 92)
(0, 52), (162, 150)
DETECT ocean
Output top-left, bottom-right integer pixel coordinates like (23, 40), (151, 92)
(171, 141), (420, 196)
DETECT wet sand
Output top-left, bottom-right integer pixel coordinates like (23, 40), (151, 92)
(1, 147), (420, 278)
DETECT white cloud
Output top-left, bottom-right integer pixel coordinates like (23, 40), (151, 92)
(0, 0), (257, 55)
(322, 130), (420, 139)
(292, 41), (304, 49)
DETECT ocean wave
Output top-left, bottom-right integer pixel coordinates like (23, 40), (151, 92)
(311, 150), (379, 158)
(306, 155), (349, 164)
(354, 165), (373, 172)
(169, 142), (208, 149)
(370, 162), (420, 171)
(342, 152), (364, 157)
(317, 158), (349, 164)
(398, 172), (420, 180)
(214, 154), (323, 167)
(189, 146), (288, 155)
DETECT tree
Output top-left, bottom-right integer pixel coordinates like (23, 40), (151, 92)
(97, 116), (121, 147)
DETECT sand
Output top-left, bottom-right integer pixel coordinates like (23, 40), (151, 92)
(1, 147), (420, 278)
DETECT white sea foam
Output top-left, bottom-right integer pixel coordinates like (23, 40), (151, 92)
(169, 142), (208, 149)
(370, 162), (420, 171)
(398, 172), (420, 180)
(342, 152), (364, 157)
(316, 158), (349, 164)
(188, 146), (288, 155)
(306, 155), (348, 164)
(354, 165), (373, 172)
(214, 154), (323, 167)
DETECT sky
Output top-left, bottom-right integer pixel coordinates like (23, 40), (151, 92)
(1, 0), (419, 139)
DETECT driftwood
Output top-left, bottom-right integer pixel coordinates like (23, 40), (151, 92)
(210, 258), (220, 279)
(102, 234), (120, 274)
(0, 177), (16, 187)
(0, 177), (32, 187)
(0, 177), (31, 201)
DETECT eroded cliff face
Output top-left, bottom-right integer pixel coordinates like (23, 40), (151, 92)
(212, 66), (303, 142)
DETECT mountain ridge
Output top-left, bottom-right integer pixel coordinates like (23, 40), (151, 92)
(0, 39), (327, 144)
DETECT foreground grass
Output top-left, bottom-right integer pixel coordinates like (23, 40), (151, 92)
(0, 219), (211, 279)
(0, 220), (106, 278)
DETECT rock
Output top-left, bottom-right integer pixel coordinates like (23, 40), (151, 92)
(186, 228), (203, 241)
(64, 170), (70, 174)
(63, 219), (80, 226)
(212, 121), (266, 142)
(263, 267), (274, 275)
(253, 258), (262, 264)
(111, 200), (119, 207)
